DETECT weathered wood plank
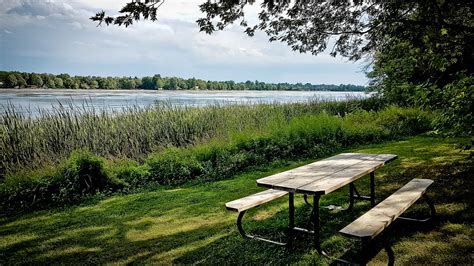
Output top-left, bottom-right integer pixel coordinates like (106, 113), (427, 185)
(225, 189), (288, 212)
(296, 160), (384, 194)
(257, 153), (397, 194)
(339, 179), (434, 239)
(272, 171), (330, 192)
(269, 158), (375, 191)
(257, 154), (375, 187)
(372, 154), (398, 163)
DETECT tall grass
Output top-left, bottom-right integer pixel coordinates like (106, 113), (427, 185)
(0, 97), (384, 177)
(0, 95), (435, 212)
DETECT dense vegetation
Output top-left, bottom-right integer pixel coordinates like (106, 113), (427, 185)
(1, 136), (472, 264)
(0, 97), (433, 212)
(92, 1), (473, 136)
(0, 71), (365, 91)
(0, 1), (471, 263)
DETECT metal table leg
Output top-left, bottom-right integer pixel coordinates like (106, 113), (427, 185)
(348, 182), (355, 210)
(288, 192), (295, 245)
(235, 192), (298, 246)
(313, 194), (324, 254)
(370, 171), (376, 206)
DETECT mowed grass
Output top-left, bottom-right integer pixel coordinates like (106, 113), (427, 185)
(0, 135), (472, 265)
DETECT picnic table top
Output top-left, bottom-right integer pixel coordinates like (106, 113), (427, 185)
(257, 153), (397, 195)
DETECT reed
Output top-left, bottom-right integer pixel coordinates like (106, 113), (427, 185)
(1, 97), (435, 211)
(0, 97), (383, 177)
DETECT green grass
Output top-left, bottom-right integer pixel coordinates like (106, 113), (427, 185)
(0, 135), (472, 265)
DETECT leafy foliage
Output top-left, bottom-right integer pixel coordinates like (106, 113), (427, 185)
(368, 22), (473, 135)
(147, 148), (204, 185)
(88, 1), (473, 135)
(91, 1), (473, 61)
(0, 151), (122, 211)
(1, 98), (380, 176)
(90, 0), (162, 27)
(0, 105), (432, 212)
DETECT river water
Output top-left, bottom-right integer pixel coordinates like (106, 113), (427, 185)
(0, 89), (369, 117)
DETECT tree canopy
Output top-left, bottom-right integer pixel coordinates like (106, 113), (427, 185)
(0, 71), (366, 91)
(91, 1), (473, 61)
(90, 0), (473, 134)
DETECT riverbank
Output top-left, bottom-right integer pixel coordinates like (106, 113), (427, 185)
(1, 135), (472, 264)
(1, 97), (431, 212)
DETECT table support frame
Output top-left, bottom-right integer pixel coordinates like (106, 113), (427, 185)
(235, 171), (380, 252)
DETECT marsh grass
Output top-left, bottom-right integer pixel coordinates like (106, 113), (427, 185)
(1, 97), (433, 211)
(0, 97), (383, 176)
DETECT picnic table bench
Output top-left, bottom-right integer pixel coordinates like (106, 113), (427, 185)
(339, 178), (435, 264)
(225, 152), (436, 263)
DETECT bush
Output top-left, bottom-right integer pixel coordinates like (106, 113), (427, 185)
(430, 75), (473, 136)
(190, 145), (249, 181)
(111, 159), (151, 188)
(0, 151), (121, 211)
(0, 105), (434, 212)
(147, 148), (204, 184)
(376, 106), (433, 136)
(341, 111), (388, 146)
(55, 151), (123, 202)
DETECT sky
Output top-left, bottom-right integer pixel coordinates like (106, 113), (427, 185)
(0, 0), (369, 85)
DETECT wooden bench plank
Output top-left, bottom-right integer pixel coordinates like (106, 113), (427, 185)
(339, 178), (434, 239)
(225, 189), (288, 212)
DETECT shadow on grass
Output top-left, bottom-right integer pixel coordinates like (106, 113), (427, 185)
(176, 136), (474, 264)
(0, 136), (473, 264)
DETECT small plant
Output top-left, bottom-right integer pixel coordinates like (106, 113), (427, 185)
(147, 148), (204, 184)
(55, 150), (121, 202)
(111, 159), (151, 188)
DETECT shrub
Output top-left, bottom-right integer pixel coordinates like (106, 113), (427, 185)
(430, 75), (473, 136)
(0, 105), (434, 212)
(0, 151), (121, 211)
(55, 151), (122, 202)
(111, 159), (151, 188)
(193, 144), (251, 181)
(376, 106), (432, 136)
(147, 148), (204, 184)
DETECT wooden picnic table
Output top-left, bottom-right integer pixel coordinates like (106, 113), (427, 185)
(256, 152), (397, 253)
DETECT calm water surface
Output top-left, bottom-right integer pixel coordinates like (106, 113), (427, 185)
(0, 89), (369, 117)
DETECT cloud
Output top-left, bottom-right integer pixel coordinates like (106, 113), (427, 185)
(68, 21), (84, 29)
(7, 0), (70, 17)
(0, 0), (368, 85)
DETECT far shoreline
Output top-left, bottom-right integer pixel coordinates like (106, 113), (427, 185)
(0, 88), (370, 94)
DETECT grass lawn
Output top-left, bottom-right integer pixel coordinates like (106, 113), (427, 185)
(1, 135), (472, 265)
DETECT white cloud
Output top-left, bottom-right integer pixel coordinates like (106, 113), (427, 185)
(68, 21), (84, 29)
(0, 0), (368, 85)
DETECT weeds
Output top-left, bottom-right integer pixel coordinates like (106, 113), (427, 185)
(1, 97), (384, 176)
(0, 99), (433, 212)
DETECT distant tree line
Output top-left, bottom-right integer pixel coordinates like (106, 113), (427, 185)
(0, 71), (366, 91)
